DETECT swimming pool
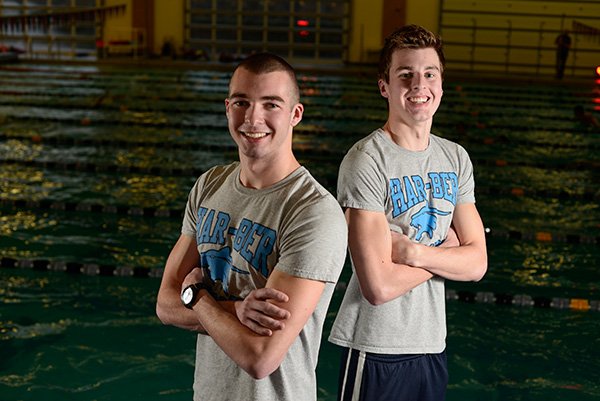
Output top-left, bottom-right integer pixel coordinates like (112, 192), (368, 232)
(1, 63), (599, 401)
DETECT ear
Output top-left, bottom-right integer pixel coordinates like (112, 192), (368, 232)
(224, 98), (230, 118)
(378, 79), (389, 99)
(290, 103), (304, 127)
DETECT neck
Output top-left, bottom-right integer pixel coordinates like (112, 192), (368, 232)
(384, 120), (431, 151)
(239, 155), (301, 189)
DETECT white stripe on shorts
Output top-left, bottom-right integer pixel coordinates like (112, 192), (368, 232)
(352, 351), (366, 401)
(340, 349), (366, 401)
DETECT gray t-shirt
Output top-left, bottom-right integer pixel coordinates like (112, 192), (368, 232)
(329, 128), (475, 354)
(181, 162), (347, 401)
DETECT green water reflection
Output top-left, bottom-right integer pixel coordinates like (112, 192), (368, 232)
(0, 166), (62, 201)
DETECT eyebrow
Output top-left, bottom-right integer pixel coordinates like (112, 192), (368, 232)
(395, 65), (441, 72)
(228, 92), (286, 103)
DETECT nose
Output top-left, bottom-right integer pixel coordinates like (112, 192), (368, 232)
(412, 74), (425, 90)
(244, 105), (263, 125)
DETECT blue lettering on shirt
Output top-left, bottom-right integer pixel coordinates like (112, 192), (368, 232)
(391, 172), (458, 218)
(388, 173), (458, 241)
(197, 212), (276, 282)
(390, 178), (407, 216)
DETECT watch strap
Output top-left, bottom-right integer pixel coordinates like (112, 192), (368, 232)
(182, 282), (208, 309)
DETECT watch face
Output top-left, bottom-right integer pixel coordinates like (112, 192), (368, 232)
(182, 287), (194, 305)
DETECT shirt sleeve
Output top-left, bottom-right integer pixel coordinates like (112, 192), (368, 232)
(276, 195), (348, 284)
(456, 145), (476, 204)
(336, 147), (388, 212)
(181, 175), (206, 237)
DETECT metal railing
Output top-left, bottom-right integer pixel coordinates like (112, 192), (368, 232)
(439, 0), (600, 78)
(0, 1), (125, 60)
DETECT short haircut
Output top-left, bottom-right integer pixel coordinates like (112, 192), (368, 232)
(378, 24), (446, 83)
(230, 52), (300, 104)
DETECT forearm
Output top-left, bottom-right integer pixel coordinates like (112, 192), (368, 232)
(392, 204), (487, 282)
(193, 289), (291, 380)
(347, 208), (433, 305)
(373, 231), (460, 298)
(407, 241), (487, 282)
(156, 284), (208, 332)
(358, 261), (433, 305)
(190, 270), (324, 380)
(156, 279), (237, 333)
(157, 234), (209, 330)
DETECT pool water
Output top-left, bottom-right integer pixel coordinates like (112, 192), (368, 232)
(2, 268), (599, 401)
(1, 63), (599, 401)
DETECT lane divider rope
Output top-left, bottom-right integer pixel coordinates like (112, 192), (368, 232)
(1, 93), (593, 144)
(1, 256), (597, 312)
(0, 158), (211, 177)
(2, 113), (598, 147)
(444, 289), (600, 312)
(483, 227), (598, 245)
(0, 256), (162, 278)
(1, 133), (597, 170)
(0, 95), (581, 127)
(0, 203), (597, 245)
(1, 158), (595, 203)
(0, 197), (182, 218)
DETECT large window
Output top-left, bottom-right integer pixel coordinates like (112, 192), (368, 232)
(186, 0), (350, 64)
(0, 0), (100, 60)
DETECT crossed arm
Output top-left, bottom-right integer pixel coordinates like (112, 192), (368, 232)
(347, 202), (487, 306)
(155, 234), (325, 379)
(390, 203), (487, 282)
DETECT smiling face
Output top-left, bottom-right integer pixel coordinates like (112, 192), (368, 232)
(225, 67), (303, 164)
(378, 47), (443, 128)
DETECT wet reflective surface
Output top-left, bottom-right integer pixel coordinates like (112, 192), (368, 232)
(0, 63), (599, 400)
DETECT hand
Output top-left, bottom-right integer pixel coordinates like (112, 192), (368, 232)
(181, 267), (204, 293)
(235, 288), (291, 336)
(390, 230), (416, 265)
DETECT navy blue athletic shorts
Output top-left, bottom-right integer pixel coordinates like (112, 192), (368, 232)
(337, 347), (448, 401)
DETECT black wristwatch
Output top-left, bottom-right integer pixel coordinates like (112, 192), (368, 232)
(181, 282), (208, 309)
